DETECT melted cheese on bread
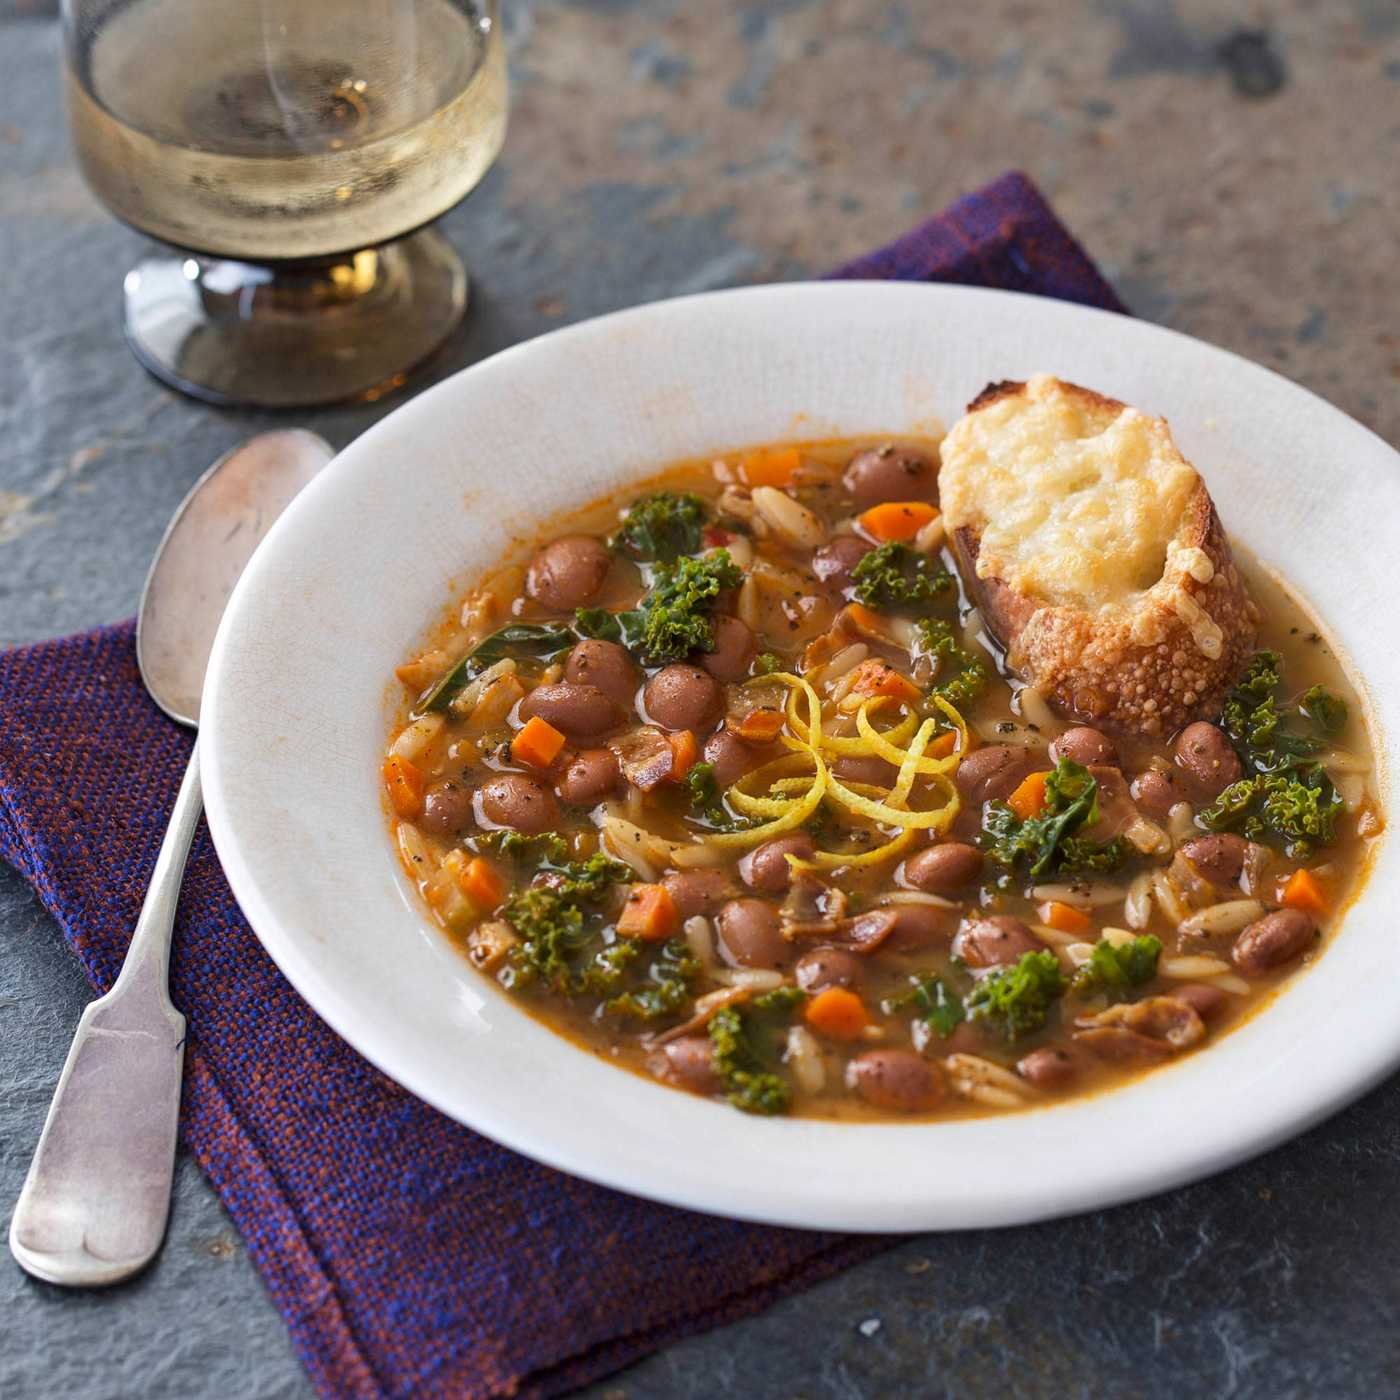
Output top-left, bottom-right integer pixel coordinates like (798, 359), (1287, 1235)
(939, 375), (1199, 616)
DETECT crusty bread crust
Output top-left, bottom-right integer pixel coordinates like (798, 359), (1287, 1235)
(945, 378), (1260, 739)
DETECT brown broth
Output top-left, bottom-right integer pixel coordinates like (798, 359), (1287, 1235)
(384, 439), (1383, 1122)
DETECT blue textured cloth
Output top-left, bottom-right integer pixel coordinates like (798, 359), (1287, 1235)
(0, 171), (1123, 1399)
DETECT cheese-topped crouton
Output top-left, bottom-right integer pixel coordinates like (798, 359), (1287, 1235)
(940, 375), (1260, 738)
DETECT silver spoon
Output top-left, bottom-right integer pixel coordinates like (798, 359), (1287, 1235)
(8, 430), (334, 1288)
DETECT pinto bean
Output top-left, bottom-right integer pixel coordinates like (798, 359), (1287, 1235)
(477, 774), (559, 834)
(955, 745), (1039, 805)
(525, 534), (610, 611)
(1179, 833), (1249, 889)
(739, 833), (815, 894)
(699, 614), (756, 683)
(1171, 982), (1230, 1023)
(846, 1049), (945, 1112)
(1233, 908), (1316, 975)
(811, 535), (875, 589)
(716, 899), (788, 969)
(661, 869), (730, 920)
(1174, 722), (1243, 797)
(834, 754), (900, 787)
(704, 729), (756, 789)
(842, 445), (938, 511)
(953, 915), (1039, 968)
(794, 946), (864, 992)
(1131, 768), (1184, 820)
(1050, 726), (1119, 768)
(902, 842), (983, 894)
(565, 639), (637, 710)
(519, 683), (622, 743)
(648, 1037), (721, 1096)
(555, 748), (620, 805)
(883, 903), (952, 953)
(1016, 1047), (1078, 1089)
(644, 664), (722, 732)
(419, 782), (474, 837)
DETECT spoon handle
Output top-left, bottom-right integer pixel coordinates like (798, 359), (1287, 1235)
(9, 743), (202, 1287)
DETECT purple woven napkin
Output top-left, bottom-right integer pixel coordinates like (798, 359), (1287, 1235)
(0, 171), (1122, 1400)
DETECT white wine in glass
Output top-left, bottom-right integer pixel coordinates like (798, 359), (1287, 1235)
(62, 0), (507, 407)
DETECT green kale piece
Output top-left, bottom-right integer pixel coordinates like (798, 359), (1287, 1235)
(681, 761), (721, 815)
(753, 651), (784, 675)
(472, 830), (570, 866)
(965, 950), (1068, 1041)
(678, 761), (755, 833)
(1055, 835), (1131, 874)
(915, 617), (990, 712)
(577, 552), (742, 665)
(888, 974), (965, 1039)
(850, 542), (953, 610)
(707, 986), (805, 1115)
(1219, 650), (1324, 773)
(501, 853), (633, 994)
(1199, 766), (1344, 858)
(1298, 684), (1348, 737)
(632, 550), (742, 664)
(417, 623), (576, 713)
(1071, 934), (1162, 1000)
(606, 938), (702, 1021)
(612, 491), (708, 563)
(981, 759), (1126, 878)
(573, 607), (622, 642)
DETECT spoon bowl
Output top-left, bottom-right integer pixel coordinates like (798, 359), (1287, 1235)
(137, 430), (334, 726)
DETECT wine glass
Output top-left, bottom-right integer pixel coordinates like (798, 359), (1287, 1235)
(60, 0), (506, 408)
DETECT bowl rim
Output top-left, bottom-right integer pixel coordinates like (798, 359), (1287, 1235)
(201, 280), (1398, 1233)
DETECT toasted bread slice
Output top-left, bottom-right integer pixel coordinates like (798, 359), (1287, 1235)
(939, 375), (1259, 738)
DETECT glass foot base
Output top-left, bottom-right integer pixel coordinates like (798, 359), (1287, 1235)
(123, 229), (467, 409)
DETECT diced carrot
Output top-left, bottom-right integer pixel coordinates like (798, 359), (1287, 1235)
(837, 601), (896, 647)
(857, 501), (940, 542)
(737, 708), (786, 744)
(1038, 900), (1093, 935)
(383, 753), (426, 819)
(1007, 770), (1050, 821)
(739, 446), (801, 488)
(617, 883), (681, 941)
(666, 728), (698, 781)
(459, 857), (506, 912)
(511, 714), (567, 769)
(928, 730), (959, 760)
(847, 658), (922, 706)
(1280, 867), (1328, 917)
(805, 987), (869, 1041)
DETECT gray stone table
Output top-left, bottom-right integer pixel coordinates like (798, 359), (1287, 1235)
(2, 2), (1398, 1397)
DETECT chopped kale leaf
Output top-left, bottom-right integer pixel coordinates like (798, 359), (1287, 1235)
(417, 623), (576, 713)
(1298, 684), (1347, 737)
(888, 974), (965, 1039)
(606, 938), (702, 1021)
(1199, 766), (1344, 858)
(965, 950), (1068, 1041)
(708, 986), (805, 1115)
(1071, 934), (1162, 999)
(915, 617), (989, 712)
(611, 491), (708, 563)
(981, 759), (1127, 877)
(851, 542), (953, 610)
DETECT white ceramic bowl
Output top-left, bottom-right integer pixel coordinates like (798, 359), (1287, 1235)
(202, 283), (1398, 1232)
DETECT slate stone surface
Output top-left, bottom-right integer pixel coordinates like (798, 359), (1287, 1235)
(1, 3), (1397, 1397)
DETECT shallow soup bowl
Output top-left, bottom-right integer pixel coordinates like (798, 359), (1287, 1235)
(201, 282), (1398, 1232)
